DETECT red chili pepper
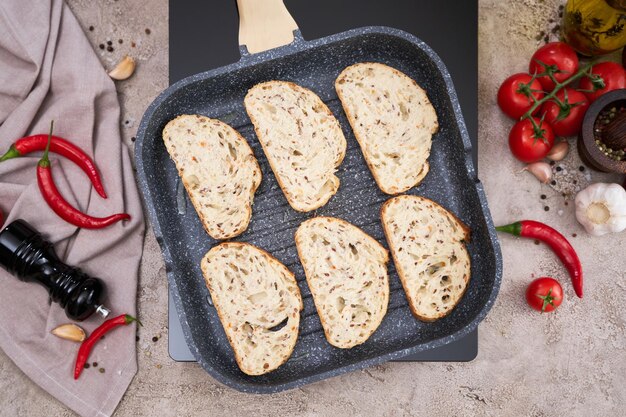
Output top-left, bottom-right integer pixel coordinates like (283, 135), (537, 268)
(496, 220), (583, 298)
(1, 135), (107, 199)
(37, 122), (131, 229)
(74, 314), (141, 379)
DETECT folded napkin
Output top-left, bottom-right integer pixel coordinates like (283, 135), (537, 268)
(0, 0), (144, 416)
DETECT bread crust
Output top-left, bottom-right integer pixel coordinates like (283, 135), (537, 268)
(162, 115), (262, 240)
(335, 62), (438, 195)
(295, 216), (389, 348)
(380, 195), (470, 322)
(201, 242), (303, 375)
(244, 81), (346, 212)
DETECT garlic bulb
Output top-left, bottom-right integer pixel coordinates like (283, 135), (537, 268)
(575, 183), (626, 236)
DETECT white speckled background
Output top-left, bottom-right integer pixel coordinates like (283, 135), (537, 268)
(0, 0), (624, 415)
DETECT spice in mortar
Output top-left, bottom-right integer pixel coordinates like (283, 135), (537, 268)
(594, 106), (626, 161)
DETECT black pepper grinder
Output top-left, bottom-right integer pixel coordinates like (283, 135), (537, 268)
(0, 219), (110, 321)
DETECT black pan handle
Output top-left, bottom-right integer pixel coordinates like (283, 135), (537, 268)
(236, 0), (300, 56)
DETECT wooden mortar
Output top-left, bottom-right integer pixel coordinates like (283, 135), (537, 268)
(578, 89), (626, 174)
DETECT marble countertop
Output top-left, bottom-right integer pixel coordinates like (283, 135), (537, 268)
(0, 1), (623, 416)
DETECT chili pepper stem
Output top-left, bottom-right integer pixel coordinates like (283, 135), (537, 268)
(125, 314), (143, 326)
(39, 121), (54, 168)
(0, 145), (21, 162)
(495, 222), (522, 236)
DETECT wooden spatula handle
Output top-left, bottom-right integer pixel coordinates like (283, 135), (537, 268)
(237, 0), (299, 54)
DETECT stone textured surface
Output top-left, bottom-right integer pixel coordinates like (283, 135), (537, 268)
(0, 0), (624, 416)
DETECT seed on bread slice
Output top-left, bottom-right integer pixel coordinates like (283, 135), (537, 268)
(295, 217), (389, 348)
(201, 242), (303, 375)
(162, 115), (262, 239)
(244, 81), (347, 212)
(335, 62), (438, 194)
(381, 195), (470, 322)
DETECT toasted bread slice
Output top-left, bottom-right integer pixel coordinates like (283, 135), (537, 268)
(381, 195), (470, 322)
(201, 242), (303, 375)
(244, 81), (346, 212)
(162, 115), (262, 239)
(295, 217), (389, 348)
(335, 62), (438, 194)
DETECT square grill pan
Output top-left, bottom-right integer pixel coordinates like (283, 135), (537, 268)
(135, 27), (502, 393)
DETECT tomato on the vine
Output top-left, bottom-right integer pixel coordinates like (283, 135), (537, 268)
(509, 118), (555, 163)
(578, 61), (626, 103)
(540, 88), (589, 137)
(528, 42), (579, 91)
(526, 277), (563, 313)
(497, 73), (545, 119)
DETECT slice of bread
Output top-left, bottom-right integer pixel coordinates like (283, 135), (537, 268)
(244, 81), (347, 212)
(335, 62), (439, 194)
(295, 217), (389, 348)
(201, 242), (303, 375)
(381, 195), (470, 322)
(162, 115), (262, 240)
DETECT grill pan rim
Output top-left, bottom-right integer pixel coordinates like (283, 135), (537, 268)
(135, 25), (502, 393)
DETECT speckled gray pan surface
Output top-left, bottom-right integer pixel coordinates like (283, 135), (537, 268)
(135, 27), (502, 393)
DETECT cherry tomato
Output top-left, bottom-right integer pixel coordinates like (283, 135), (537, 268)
(509, 118), (555, 163)
(578, 61), (626, 103)
(497, 73), (545, 119)
(540, 88), (590, 137)
(526, 277), (563, 313)
(528, 42), (579, 91)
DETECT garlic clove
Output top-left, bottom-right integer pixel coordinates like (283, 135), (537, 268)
(51, 323), (86, 342)
(546, 140), (569, 161)
(108, 55), (136, 81)
(522, 161), (552, 183)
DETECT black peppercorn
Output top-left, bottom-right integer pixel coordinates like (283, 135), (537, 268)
(540, 194), (546, 200)
(99, 44), (105, 50)
(544, 206), (550, 211)
(107, 46), (114, 52)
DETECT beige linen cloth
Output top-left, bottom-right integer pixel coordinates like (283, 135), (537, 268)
(0, 0), (144, 416)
